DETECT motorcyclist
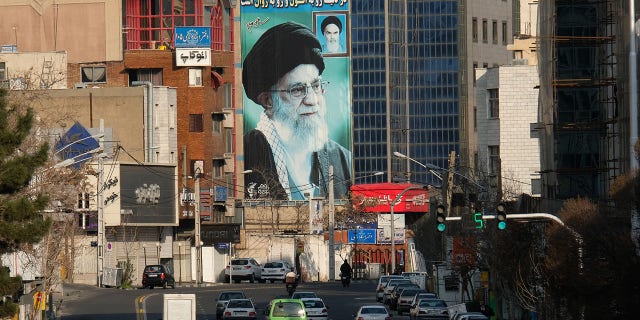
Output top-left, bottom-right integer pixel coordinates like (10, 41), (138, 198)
(285, 270), (298, 296)
(340, 260), (352, 287)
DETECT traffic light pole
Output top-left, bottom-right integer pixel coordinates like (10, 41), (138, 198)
(444, 212), (584, 273)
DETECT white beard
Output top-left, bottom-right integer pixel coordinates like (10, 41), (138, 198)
(271, 93), (329, 152)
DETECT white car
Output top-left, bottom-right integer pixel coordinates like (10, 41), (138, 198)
(376, 275), (404, 302)
(261, 260), (295, 283)
(408, 298), (448, 320)
(222, 299), (257, 320)
(291, 291), (318, 299)
(301, 298), (328, 320)
(353, 305), (391, 320)
(225, 258), (263, 283)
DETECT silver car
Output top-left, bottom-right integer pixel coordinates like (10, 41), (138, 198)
(409, 298), (448, 320)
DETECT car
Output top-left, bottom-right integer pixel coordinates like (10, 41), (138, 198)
(216, 291), (247, 319)
(225, 258), (263, 283)
(222, 299), (257, 320)
(266, 298), (307, 320)
(389, 283), (420, 309)
(396, 288), (428, 315)
(409, 293), (438, 309)
(451, 312), (489, 320)
(301, 298), (328, 320)
(141, 264), (175, 289)
(382, 278), (413, 305)
(291, 291), (318, 299)
(352, 305), (391, 320)
(376, 275), (405, 302)
(261, 260), (295, 283)
(408, 298), (448, 320)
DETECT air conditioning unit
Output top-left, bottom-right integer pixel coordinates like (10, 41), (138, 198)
(195, 76), (202, 86)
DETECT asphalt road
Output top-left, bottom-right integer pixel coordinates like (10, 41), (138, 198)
(57, 279), (407, 320)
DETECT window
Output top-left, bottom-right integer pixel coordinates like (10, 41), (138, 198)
(473, 106), (477, 131)
(222, 83), (233, 109)
(472, 18), (478, 42)
(189, 68), (203, 86)
(207, 1), (234, 51)
(0, 62), (6, 80)
(488, 89), (499, 118)
(212, 113), (224, 134)
(502, 21), (508, 45)
(212, 159), (225, 178)
(189, 114), (204, 132)
(81, 66), (107, 83)
(492, 20), (498, 44)
(473, 62), (478, 85)
(224, 128), (233, 153)
(124, 0), (204, 50)
(129, 68), (163, 86)
(482, 19), (488, 43)
(488, 146), (500, 175)
(78, 193), (91, 209)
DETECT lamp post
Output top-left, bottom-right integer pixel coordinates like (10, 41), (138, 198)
(194, 169), (202, 286)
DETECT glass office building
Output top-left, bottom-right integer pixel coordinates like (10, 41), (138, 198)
(352, 1), (461, 187)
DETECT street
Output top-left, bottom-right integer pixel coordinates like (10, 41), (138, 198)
(58, 279), (406, 320)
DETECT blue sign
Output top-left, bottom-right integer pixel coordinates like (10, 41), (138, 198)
(214, 186), (228, 202)
(347, 229), (377, 244)
(174, 27), (211, 48)
(55, 122), (100, 168)
(215, 243), (230, 249)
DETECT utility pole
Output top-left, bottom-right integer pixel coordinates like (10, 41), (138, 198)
(195, 171), (202, 285)
(445, 151), (456, 215)
(97, 119), (104, 287)
(328, 165), (335, 281)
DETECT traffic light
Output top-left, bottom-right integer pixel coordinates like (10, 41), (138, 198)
(496, 203), (507, 230)
(436, 205), (447, 232)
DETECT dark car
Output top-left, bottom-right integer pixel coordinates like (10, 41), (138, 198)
(141, 264), (175, 289)
(389, 283), (420, 309)
(397, 288), (428, 315)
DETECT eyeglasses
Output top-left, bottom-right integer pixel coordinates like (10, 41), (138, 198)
(270, 80), (329, 99)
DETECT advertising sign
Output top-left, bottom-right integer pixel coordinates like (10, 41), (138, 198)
(241, 1), (352, 201)
(201, 224), (241, 245)
(119, 164), (177, 225)
(350, 183), (430, 213)
(376, 228), (405, 244)
(175, 48), (211, 66)
(174, 26), (211, 48)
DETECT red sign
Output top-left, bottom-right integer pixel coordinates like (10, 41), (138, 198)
(350, 183), (429, 213)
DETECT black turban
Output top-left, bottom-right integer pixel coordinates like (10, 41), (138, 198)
(321, 16), (342, 33)
(242, 22), (325, 105)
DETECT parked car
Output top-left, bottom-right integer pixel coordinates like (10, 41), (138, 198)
(225, 258), (263, 283)
(396, 288), (428, 315)
(353, 305), (391, 320)
(141, 264), (175, 289)
(382, 278), (413, 305)
(376, 275), (404, 302)
(291, 291), (318, 299)
(451, 312), (489, 320)
(389, 283), (421, 309)
(266, 298), (307, 320)
(222, 299), (257, 320)
(216, 291), (247, 319)
(408, 298), (448, 320)
(409, 293), (438, 309)
(261, 260), (295, 283)
(301, 298), (328, 320)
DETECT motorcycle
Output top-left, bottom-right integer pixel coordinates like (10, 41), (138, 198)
(286, 283), (297, 297)
(340, 274), (351, 287)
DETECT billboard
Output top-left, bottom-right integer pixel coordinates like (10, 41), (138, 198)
(241, 2), (351, 201)
(350, 183), (430, 213)
(119, 164), (177, 225)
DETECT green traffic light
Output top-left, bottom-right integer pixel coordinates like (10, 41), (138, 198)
(437, 223), (446, 232)
(498, 221), (507, 230)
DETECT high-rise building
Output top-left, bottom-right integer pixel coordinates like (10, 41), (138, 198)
(351, 1), (512, 188)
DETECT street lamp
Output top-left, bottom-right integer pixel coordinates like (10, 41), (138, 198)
(142, 244), (147, 265)
(393, 152), (485, 190)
